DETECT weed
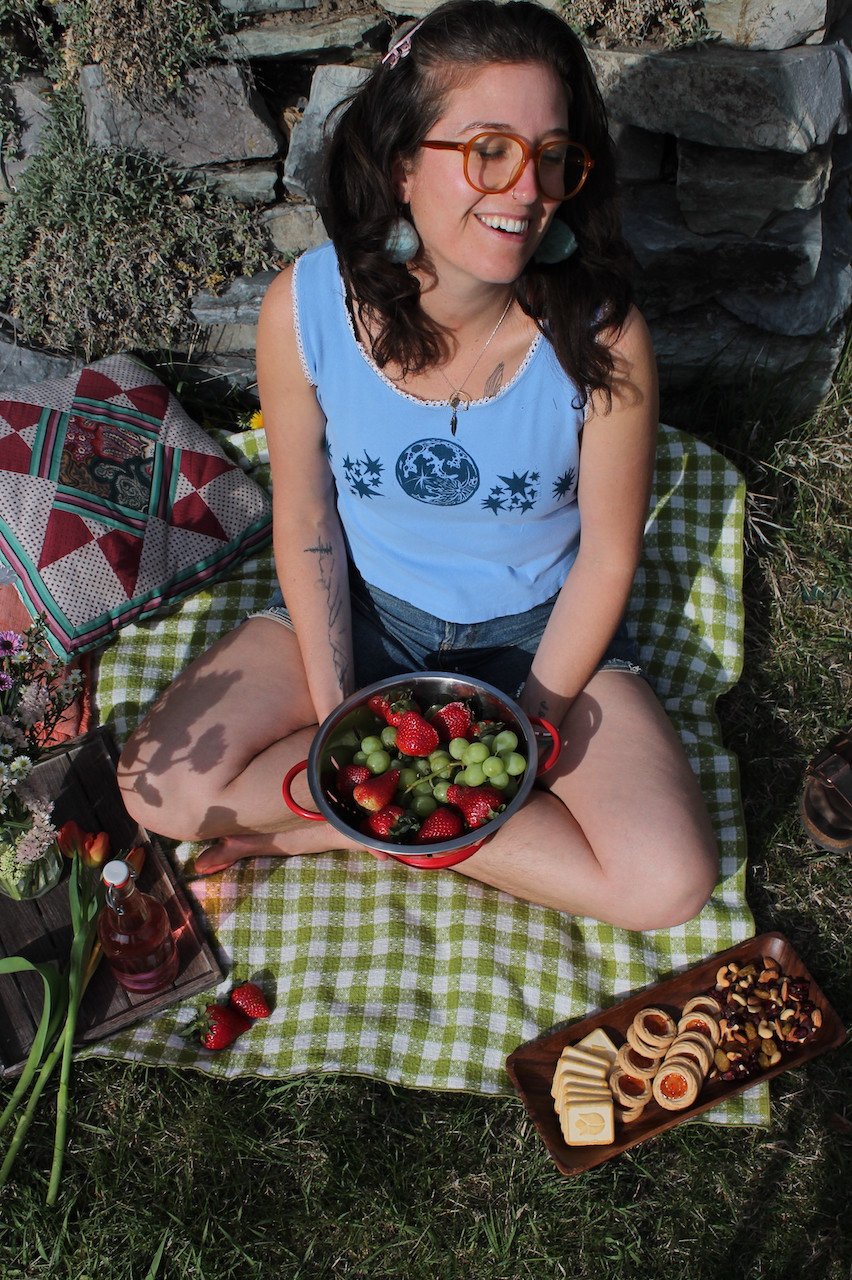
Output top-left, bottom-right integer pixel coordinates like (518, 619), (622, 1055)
(562, 0), (710, 48)
(0, 86), (275, 359)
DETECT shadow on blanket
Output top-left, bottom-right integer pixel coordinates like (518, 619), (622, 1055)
(85, 424), (766, 1126)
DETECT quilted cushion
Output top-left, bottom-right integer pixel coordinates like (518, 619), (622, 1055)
(0, 354), (271, 659)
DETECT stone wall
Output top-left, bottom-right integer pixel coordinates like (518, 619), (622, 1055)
(2, 0), (851, 411)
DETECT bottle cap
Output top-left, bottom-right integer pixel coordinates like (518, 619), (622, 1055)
(102, 860), (131, 888)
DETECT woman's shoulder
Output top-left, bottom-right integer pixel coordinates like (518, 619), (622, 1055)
(260, 244), (339, 316)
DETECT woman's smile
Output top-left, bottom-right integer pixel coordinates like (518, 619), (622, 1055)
(398, 61), (569, 292)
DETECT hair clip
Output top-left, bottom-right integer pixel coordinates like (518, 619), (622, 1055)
(381, 18), (425, 68)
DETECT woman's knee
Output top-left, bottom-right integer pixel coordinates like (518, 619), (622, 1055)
(608, 837), (719, 932)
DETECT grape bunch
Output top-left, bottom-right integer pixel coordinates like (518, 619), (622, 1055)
(331, 689), (529, 846)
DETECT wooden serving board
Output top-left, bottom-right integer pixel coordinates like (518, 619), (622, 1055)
(0, 727), (224, 1077)
(506, 932), (846, 1176)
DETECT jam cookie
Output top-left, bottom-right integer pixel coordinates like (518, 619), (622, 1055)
(632, 1007), (677, 1051)
(651, 1056), (703, 1110)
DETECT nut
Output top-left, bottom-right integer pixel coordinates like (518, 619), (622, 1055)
(757, 1021), (774, 1039)
(812, 1009), (823, 1029)
(716, 965), (732, 988)
(730, 991), (747, 1006)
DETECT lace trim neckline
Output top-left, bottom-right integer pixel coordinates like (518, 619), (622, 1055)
(338, 279), (543, 412)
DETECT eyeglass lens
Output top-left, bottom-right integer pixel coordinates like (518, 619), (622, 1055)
(466, 134), (587, 200)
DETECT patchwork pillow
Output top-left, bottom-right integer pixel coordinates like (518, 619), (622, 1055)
(0, 354), (271, 659)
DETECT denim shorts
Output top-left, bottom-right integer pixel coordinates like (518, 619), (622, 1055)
(249, 570), (643, 700)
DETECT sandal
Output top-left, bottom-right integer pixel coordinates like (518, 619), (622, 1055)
(800, 727), (852, 852)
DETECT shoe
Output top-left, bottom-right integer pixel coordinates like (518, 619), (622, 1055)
(800, 727), (852, 852)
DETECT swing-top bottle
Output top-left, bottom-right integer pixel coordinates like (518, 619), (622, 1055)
(98, 859), (179, 993)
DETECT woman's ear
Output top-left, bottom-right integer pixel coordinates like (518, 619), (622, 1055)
(392, 153), (414, 204)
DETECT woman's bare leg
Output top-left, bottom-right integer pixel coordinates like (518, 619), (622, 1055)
(116, 618), (366, 860)
(454, 670), (719, 930)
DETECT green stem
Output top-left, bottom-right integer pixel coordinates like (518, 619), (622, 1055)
(0, 1024), (66, 1187)
(46, 920), (96, 1206)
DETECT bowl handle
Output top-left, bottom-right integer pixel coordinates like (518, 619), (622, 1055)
(390, 840), (485, 870)
(282, 760), (324, 821)
(530, 716), (561, 775)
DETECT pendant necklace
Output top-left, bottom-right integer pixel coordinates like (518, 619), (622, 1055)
(438, 298), (513, 435)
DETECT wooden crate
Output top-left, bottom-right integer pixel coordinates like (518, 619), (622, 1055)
(0, 727), (224, 1076)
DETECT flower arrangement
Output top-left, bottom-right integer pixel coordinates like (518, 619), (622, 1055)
(0, 821), (144, 1204)
(0, 620), (83, 899)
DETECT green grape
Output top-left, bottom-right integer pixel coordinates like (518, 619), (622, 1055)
(462, 741), (489, 765)
(492, 730), (518, 753)
(366, 749), (391, 775)
(411, 794), (438, 818)
(432, 780), (451, 804)
(448, 737), (469, 760)
(429, 750), (453, 769)
(380, 725), (398, 748)
(462, 762), (486, 787)
(352, 750), (369, 766)
(399, 767), (419, 789)
(481, 755), (505, 778)
(414, 758), (431, 776)
(479, 734), (495, 751)
(503, 751), (527, 776)
(361, 735), (384, 756)
(414, 779), (433, 796)
(488, 770), (511, 789)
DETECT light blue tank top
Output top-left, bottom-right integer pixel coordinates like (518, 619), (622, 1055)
(292, 242), (583, 624)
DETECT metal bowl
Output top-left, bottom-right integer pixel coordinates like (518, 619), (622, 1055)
(282, 672), (560, 869)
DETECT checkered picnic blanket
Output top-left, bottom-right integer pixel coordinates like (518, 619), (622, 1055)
(85, 424), (769, 1125)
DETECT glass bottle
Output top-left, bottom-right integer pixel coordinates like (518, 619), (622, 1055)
(98, 860), (179, 993)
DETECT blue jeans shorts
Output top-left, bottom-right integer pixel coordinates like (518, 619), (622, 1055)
(249, 568), (643, 701)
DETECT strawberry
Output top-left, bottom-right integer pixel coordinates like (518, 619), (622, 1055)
(198, 1003), (252, 1051)
(445, 783), (505, 830)
(366, 689), (414, 727)
(414, 806), (464, 844)
(229, 981), (271, 1019)
(395, 711), (440, 757)
(362, 803), (418, 840)
(428, 701), (475, 743)
(335, 763), (372, 803)
(352, 768), (401, 812)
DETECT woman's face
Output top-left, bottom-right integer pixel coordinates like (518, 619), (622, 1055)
(397, 61), (570, 295)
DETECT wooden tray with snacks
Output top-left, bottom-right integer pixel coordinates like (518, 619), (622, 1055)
(0, 727), (224, 1078)
(505, 932), (846, 1176)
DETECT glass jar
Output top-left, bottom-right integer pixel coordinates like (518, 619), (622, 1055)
(0, 835), (63, 900)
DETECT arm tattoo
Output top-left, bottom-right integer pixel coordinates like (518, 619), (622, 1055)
(483, 362), (505, 398)
(304, 540), (350, 692)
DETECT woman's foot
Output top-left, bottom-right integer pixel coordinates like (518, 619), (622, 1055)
(192, 820), (378, 875)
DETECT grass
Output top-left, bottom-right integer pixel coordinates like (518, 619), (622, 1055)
(0, 344), (850, 1277)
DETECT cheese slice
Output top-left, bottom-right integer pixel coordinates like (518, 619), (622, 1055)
(560, 1099), (615, 1146)
(577, 1027), (618, 1067)
(553, 1055), (608, 1082)
(560, 1044), (611, 1072)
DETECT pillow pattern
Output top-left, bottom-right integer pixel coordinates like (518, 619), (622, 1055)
(0, 354), (271, 659)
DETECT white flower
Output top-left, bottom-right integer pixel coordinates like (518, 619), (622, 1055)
(10, 755), (32, 779)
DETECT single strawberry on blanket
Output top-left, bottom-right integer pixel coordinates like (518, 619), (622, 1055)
(229, 981), (271, 1020)
(198, 1003), (252, 1051)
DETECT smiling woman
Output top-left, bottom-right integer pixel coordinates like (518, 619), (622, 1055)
(117, 0), (719, 932)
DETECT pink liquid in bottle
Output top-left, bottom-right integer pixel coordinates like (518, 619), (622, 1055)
(98, 860), (179, 993)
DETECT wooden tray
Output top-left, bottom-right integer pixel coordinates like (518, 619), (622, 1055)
(0, 728), (224, 1077)
(505, 932), (846, 1176)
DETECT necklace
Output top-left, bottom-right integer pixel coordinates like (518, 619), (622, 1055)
(437, 298), (513, 435)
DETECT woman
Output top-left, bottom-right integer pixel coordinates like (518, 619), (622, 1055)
(117, 0), (718, 930)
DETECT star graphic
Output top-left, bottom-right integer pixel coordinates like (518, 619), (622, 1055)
(482, 494), (506, 514)
(529, 471), (540, 483)
(362, 451), (383, 477)
(552, 468), (576, 500)
(519, 498), (535, 512)
(498, 471), (531, 497)
(352, 477), (380, 498)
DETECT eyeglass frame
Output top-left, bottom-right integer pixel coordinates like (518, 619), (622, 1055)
(418, 130), (594, 202)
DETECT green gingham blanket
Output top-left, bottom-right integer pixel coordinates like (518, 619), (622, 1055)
(86, 424), (769, 1125)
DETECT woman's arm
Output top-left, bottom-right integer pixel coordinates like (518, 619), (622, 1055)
(256, 266), (355, 725)
(520, 306), (658, 726)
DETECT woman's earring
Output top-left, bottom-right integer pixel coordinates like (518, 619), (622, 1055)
(384, 216), (420, 264)
(534, 220), (577, 265)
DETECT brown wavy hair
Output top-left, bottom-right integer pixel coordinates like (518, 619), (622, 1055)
(322, 0), (633, 409)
